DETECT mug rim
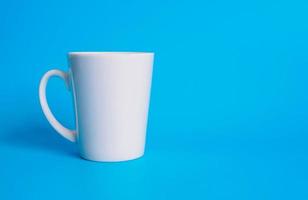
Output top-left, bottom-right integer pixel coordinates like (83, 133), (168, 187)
(69, 52), (154, 56)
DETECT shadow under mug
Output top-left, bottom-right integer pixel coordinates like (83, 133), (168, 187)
(39, 52), (154, 162)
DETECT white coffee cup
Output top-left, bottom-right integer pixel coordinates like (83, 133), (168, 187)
(39, 52), (154, 162)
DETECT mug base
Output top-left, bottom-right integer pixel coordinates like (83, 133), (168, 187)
(79, 152), (144, 163)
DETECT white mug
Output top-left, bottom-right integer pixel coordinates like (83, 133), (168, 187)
(39, 52), (154, 162)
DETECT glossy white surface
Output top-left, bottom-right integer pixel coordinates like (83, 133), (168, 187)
(39, 52), (154, 162)
(39, 69), (77, 142)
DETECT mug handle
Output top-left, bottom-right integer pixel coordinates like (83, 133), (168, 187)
(39, 69), (76, 142)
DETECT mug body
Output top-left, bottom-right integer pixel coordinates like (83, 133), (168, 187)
(69, 52), (154, 162)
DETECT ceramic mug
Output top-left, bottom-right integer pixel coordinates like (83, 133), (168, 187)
(39, 52), (154, 162)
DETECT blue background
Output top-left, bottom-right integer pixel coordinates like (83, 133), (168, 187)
(0, 0), (308, 199)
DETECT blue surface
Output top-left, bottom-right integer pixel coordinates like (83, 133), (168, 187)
(0, 0), (308, 199)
